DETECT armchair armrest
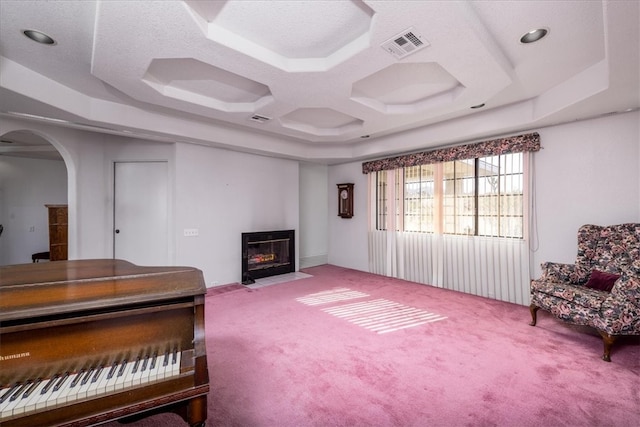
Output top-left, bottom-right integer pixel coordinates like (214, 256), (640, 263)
(538, 262), (578, 283)
(612, 275), (640, 309)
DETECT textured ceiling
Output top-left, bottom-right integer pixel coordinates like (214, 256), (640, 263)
(0, 0), (638, 163)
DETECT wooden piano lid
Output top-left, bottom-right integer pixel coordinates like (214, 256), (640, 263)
(0, 259), (206, 322)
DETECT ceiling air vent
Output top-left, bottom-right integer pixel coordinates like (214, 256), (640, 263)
(381, 27), (429, 59)
(249, 114), (271, 124)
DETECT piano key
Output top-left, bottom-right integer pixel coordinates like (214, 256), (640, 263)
(70, 369), (85, 388)
(21, 379), (41, 400)
(106, 362), (118, 380)
(1, 349), (186, 421)
(20, 380), (49, 414)
(0, 383), (20, 404)
(170, 348), (181, 377)
(59, 371), (83, 405)
(150, 353), (157, 370)
(12, 379), (44, 415)
(1, 382), (29, 418)
(91, 366), (104, 384)
(147, 353), (162, 381)
(132, 357), (141, 374)
(115, 360), (136, 390)
(41, 374), (59, 395)
(87, 367), (108, 398)
(117, 360), (128, 377)
(45, 373), (71, 407)
(9, 382), (31, 402)
(33, 378), (56, 410)
(53, 372), (70, 392)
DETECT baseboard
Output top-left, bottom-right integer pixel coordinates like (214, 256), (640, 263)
(299, 254), (328, 269)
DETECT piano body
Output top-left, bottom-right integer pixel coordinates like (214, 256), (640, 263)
(0, 259), (209, 427)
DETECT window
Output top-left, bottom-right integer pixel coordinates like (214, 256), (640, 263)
(404, 165), (435, 233)
(375, 152), (524, 238)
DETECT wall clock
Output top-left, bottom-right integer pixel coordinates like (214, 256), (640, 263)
(337, 183), (354, 218)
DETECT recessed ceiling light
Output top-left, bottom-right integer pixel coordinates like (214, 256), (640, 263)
(470, 103), (485, 109)
(22, 29), (56, 45)
(520, 28), (548, 44)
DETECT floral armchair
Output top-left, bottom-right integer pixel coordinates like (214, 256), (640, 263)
(529, 223), (640, 362)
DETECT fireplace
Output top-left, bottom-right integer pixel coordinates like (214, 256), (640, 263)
(241, 230), (295, 285)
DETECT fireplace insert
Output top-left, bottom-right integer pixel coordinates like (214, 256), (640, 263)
(241, 230), (295, 285)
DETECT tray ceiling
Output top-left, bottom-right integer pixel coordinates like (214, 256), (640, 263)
(0, 1), (638, 163)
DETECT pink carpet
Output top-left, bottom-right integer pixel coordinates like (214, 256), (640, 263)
(105, 264), (640, 426)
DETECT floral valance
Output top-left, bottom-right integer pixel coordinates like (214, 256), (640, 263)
(362, 132), (541, 174)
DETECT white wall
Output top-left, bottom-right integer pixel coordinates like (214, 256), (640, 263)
(327, 162), (369, 271)
(328, 110), (640, 279)
(299, 162), (329, 268)
(0, 156), (67, 265)
(174, 143), (299, 286)
(1, 119), (300, 287)
(531, 111), (640, 272)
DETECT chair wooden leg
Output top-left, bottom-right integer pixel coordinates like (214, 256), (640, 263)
(529, 304), (539, 326)
(598, 331), (616, 362)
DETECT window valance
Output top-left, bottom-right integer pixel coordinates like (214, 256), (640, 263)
(362, 132), (541, 174)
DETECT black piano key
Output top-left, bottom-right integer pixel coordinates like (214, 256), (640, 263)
(41, 375), (59, 394)
(172, 347), (178, 364)
(91, 366), (104, 383)
(163, 350), (169, 367)
(70, 369), (85, 388)
(10, 381), (31, 401)
(53, 372), (70, 392)
(117, 360), (128, 377)
(0, 383), (20, 403)
(132, 357), (141, 374)
(141, 355), (149, 372)
(150, 353), (157, 370)
(107, 362), (118, 380)
(22, 379), (42, 399)
(81, 368), (94, 386)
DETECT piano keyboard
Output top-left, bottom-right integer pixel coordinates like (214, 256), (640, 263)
(0, 348), (181, 421)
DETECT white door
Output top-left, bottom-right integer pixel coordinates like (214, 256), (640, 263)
(114, 161), (169, 266)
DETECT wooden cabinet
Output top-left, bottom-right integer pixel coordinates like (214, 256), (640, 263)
(46, 204), (68, 261)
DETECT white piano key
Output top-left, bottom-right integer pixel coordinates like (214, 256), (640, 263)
(33, 377), (57, 410)
(17, 379), (46, 415)
(114, 360), (133, 391)
(57, 371), (82, 405)
(86, 366), (107, 398)
(130, 357), (144, 386)
(75, 369), (95, 400)
(0, 382), (30, 418)
(171, 349), (182, 377)
(45, 373), (71, 408)
(103, 362), (121, 393)
(0, 383), (20, 411)
(147, 353), (162, 382)
(139, 355), (152, 383)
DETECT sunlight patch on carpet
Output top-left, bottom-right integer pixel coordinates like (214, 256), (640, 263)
(323, 298), (447, 334)
(296, 287), (369, 305)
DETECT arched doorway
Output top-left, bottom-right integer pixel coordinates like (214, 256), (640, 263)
(0, 130), (68, 265)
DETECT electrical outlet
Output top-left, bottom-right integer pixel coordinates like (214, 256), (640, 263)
(184, 228), (199, 237)
(28, 226), (35, 232)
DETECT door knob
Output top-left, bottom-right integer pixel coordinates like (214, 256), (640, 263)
(115, 229), (120, 234)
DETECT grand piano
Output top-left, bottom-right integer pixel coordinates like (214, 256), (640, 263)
(0, 259), (209, 426)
